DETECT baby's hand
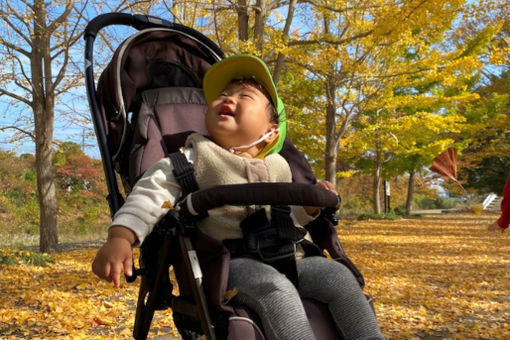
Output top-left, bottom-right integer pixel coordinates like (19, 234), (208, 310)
(315, 180), (337, 194)
(304, 180), (337, 215)
(92, 226), (136, 287)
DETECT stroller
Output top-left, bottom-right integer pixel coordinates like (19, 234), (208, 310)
(84, 13), (371, 340)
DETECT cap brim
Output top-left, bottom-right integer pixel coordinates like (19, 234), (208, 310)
(203, 54), (278, 106)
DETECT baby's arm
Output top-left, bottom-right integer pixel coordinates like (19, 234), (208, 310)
(92, 156), (185, 287)
(92, 226), (138, 287)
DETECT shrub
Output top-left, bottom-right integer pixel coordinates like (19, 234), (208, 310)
(357, 210), (402, 221)
(415, 196), (437, 209)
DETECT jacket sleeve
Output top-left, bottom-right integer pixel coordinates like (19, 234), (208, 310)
(497, 172), (510, 230)
(110, 157), (183, 245)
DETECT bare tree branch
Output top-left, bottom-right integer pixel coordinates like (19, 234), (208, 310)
(0, 15), (31, 49)
(16, 0), (34, 10)
(0, 125), (35, 140)
(46, 1), (74, 34)
(2, 0), (33, 43)
(0, 87), (31, 106)
(0, 21), (31, 57)
(287, 29), (375, 47)
(115, 0), (154, 13)
(7, 49), (33, 92)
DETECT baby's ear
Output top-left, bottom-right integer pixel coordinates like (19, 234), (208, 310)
(264, 124), (279, 143)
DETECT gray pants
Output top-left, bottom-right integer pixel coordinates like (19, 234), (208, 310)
(228, 256), (383, 340)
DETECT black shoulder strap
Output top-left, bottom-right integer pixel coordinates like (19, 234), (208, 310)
(169, 151), (199, 197)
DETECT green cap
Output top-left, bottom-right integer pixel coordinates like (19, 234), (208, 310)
(202, 54), (286, 155)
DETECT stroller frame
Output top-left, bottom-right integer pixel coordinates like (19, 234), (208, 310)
(85, 13), (226, 339)
(85, 13), (369, 340)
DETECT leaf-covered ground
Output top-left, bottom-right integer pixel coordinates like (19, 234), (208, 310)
(340, 213), (510, 340)
(1, 213), (509, 339)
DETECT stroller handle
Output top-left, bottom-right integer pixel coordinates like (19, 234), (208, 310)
(188, 183), (340, 215)
(85, 13), (173, 38)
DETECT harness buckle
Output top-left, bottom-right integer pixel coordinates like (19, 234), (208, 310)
(255, 241), (296, 263)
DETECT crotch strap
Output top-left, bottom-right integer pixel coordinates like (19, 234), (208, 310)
(224, 206), (306, 286)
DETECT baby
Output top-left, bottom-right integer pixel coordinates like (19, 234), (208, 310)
(92, 54), (383, 340)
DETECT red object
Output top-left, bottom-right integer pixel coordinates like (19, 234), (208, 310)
(429, 147), (458, 180)
(497, 172), (510, 230)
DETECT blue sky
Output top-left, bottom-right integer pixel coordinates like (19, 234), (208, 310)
(0, 90), (100, 159)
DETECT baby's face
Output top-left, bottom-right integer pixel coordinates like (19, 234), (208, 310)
(205, 82), (278, 156)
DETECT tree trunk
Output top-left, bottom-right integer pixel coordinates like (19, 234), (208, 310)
(324, 75), (338, 187)
(33, 0), (58, 252)
(272, 0), (297, 84)
(253, 0), (268, 51)
(322, 17), (339, 187)
(236, 0), (249, 41)
(373, 147), (382, 214)
(406, 170), (416, 213)
(35, 105), (58, 253)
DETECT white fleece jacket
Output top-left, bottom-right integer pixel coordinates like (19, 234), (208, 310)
(111, 133), (315, 246)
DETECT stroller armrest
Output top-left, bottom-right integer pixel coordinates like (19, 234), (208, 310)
(186, 183), (340, 215)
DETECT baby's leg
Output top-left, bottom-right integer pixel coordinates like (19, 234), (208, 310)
(228, 257), (316, 340)
(297, 256), (384, 340)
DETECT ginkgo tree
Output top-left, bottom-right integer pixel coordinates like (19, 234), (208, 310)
(337, 29), (492, 214)
(342, 109), (469, 213)
(281, 1), (504, 213)
(453, 0), (510, 192)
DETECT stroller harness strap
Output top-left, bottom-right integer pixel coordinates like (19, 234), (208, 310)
(168, 149), (306, 286)
(169, 150), (199, 197)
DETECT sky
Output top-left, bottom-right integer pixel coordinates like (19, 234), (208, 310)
(0, 93), (101, 159)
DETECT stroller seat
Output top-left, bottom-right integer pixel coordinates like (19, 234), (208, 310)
(129, 86), (208, 187)
(85, 13), (370, 340)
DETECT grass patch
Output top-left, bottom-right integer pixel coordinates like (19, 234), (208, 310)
(0, 248), (55, 267)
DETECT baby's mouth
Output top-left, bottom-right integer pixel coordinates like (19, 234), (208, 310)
(219, 105), (235, 117)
